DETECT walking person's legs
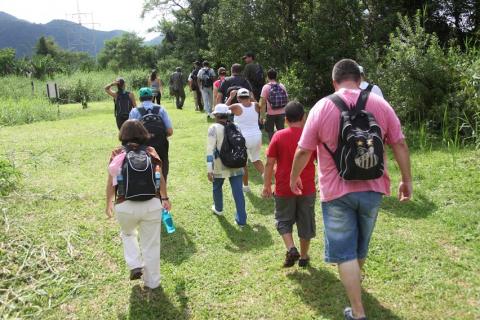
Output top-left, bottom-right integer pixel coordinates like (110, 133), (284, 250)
(243, 134), (264, 191)
(274, 196), (299, 267)
(115, 202), (143, 275)
(296, 194), (316, 265)
(265, 114), (275, 141)
(212, 178), (225, 212)
(229, 174), (247, 225)
(196, 90), (204, 111)
(137, 199), (162, 289)
(322, 192), (381, 319)
(274, 114), (285, 131)
(179, 90), (186, 108)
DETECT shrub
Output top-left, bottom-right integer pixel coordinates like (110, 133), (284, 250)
(378, 13), (454, 126)
(0, 156), (20, 196)
(124, 70), (149, 91)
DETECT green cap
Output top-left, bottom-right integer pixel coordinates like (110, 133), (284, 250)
(139, 87), (153, 98)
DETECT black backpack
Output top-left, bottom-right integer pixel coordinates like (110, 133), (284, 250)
(120, 146), (157, 201)
(138, 106), (169, 157)
(323, 90), (385, 180)
(138, 106), (166, 137)
(219, 122), (248, 168)
(200, 68), (214, 88)
(191, 68), (200, 90)
(115, 91), (132, 117)
(250, 64), (265, 88)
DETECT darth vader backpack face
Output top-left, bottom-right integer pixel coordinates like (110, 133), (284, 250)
(324, 91), (385, 181)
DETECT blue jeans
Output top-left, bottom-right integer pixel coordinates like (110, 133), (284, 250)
(321, 191), (382, 263)
(213, 175), (246, 225)
(201, 87), (214, 114)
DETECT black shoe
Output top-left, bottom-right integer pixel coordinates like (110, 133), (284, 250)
(283, 247), (300, 268)
(298, 256), (310, 268)
(344, 307), (367, 320)
(129, 267), (143, 280)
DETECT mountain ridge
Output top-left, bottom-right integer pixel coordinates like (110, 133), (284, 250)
(0, 11), (163, 57)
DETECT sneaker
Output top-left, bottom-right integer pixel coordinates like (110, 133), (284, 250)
(298, 256), (310, 268)
(211, 205), (223, 216)
(344, 307), (367, 320)
(129, 267), (143, 280)
(283, 247), (300, 268)
(234, 219), (246, 228)
(242, 185), (251, 193)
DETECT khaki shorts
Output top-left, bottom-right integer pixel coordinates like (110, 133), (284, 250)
(274, 194), (316, 239)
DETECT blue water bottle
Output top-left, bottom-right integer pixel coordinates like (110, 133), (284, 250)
(162, 209), (176, 234)
(117, 173), (125, 196)
(154, 165), (161, 190)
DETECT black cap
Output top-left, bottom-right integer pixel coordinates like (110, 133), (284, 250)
(242, 52), (255, 60)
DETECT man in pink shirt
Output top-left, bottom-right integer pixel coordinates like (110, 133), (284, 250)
(290, 59), (412, 320)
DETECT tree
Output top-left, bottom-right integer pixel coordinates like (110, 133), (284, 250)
(35, 36), (60, 57)
(98, 32), (152, 70)
(0, 48), (16, 76)
(142, 0), (218, 63)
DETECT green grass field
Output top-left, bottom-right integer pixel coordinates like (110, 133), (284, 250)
(0, 97), (479, 319)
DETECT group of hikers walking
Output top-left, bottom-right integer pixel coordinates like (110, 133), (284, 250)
(103, 55), (412, 320)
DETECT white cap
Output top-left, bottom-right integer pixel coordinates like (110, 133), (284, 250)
(212, 104), (230, 115)
(237, 88), (250, 98)
(358, 65), (364, 74)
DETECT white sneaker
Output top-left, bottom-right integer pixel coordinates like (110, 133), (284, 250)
(242, 185), (251, 193)
(211, 205), (223, 216)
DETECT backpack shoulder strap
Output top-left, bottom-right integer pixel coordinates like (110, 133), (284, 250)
(327, 94), (349, 112)
(366, 84), (373, 92)
(152, 106), (161, 115)
(355, 90), (371, 111)
(137, 107), (147, 116)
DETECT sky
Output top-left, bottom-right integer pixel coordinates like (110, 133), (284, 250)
(0, 0), (161, 40)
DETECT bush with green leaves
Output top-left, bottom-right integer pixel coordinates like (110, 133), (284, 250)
(377, 13), (454, 126)
(0, 156), (20, 196)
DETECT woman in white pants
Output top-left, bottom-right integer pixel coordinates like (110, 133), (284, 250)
(105, 120), (171, 289)
(229, 88), (265, 192)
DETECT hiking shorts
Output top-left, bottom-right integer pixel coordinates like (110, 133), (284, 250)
(274, 194), (316, 240)
(321, 191), (382, 264)
(245, 134), (262, 162)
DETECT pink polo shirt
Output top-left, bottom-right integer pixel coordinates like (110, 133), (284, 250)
(298, 88), (405, 202)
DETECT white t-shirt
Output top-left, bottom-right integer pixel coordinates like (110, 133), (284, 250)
(360, 81), (384, 99)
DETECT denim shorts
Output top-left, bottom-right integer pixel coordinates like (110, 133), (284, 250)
(321, 191), (383, 264)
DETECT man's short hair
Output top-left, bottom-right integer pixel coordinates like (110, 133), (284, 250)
(194, 61), (201, 66)
(267, 68), (277, 80)
(242, 52), (255, 60)
(332, 59), (361, 84)
(231, 63), (242, 74)
(285, 101), (304, 123)
(203, 60), (210, 67)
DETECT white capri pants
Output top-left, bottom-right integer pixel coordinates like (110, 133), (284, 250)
(115, 198), (162, 289)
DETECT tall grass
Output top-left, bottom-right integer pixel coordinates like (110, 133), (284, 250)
(0, 98), (59, 127)
(0, 70), (155, 104)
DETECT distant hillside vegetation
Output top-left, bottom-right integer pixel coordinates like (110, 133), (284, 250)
(0, 11), (163, 57)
